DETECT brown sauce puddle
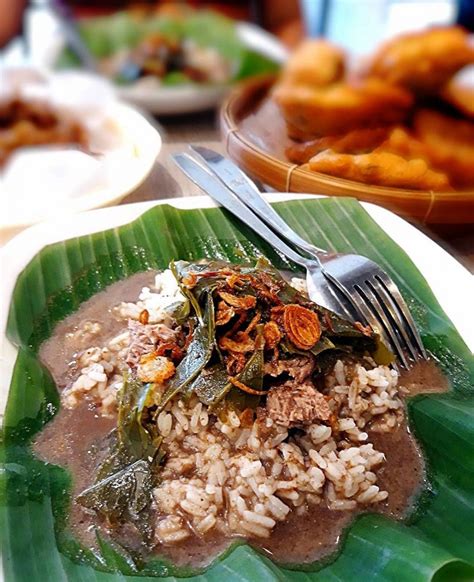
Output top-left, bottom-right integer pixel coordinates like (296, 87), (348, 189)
(34, 272), (449, 569)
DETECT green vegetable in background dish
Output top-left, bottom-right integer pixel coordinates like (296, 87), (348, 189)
(57, 9), (279, 85)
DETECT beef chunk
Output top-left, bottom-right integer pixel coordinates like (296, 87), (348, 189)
(264, 355), (315, 383)
(126, 320), (178, 368)
(266, 381), (331, 428)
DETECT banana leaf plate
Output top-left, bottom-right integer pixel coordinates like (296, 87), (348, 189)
(1, 194), (473, 582)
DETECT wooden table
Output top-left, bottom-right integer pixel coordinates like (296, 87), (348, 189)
(121, 112), (474, 273)
(122, 111), (223, 203)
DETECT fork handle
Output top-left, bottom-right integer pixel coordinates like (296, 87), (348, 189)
(191, 146), (330, 261)
(173, 154), (319, 272)
(230, 181), (331, 262)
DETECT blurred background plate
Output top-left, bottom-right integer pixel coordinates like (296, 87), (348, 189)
(116, 22), (286, 114)
(220, 75), (474, 231)
(117, 81), (231, 115)
(1, 100), (162, 245)
(36, 17), (286, 115)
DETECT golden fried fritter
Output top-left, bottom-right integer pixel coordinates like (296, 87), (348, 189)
(413, 109), (474, 187)
(440, 75), (474, 118)
(308, 149), (452, 191)
(286, 126), (391, 164)
(273, 27), (474, 191)
(274, 78), (413, 139)
(377, 126), (431, 160)
(365, 26), (474, 94)
(278, 39), (346, 88)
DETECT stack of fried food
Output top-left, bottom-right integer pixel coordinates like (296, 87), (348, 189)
(0, 99), (88, 167)
(273, 27), (474, 191)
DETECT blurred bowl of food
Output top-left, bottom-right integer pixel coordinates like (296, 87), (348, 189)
(51, 6), (286, 115)
(220, 27), (474, 229)
(0, 67), (162, 244)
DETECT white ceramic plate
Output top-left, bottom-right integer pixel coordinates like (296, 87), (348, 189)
(1, 193), (473, 415)
(0, 101), (162, 245)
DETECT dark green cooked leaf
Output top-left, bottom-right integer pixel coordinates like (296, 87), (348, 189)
(77, 458), (151, 520)
(226, 324), (265, 412)
(187, 324), (265, 410)
(189, 363), (230, 406)
(76, 376), (164, 543)
(158, 291), (215, 410)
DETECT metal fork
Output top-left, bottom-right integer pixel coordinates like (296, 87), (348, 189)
(173, 150), (427, 368)
(189, 146), (428, 369)
(173, 153), (356, 320)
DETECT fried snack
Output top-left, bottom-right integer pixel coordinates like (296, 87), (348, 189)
(413, 109), (474, 188)
(365, 26), (474, 94)
(278, 39), (345, 87)
(0, 99), (88, 166)
(286, 126), (391, 164)
(440, 75), (474, 118)
(0, 120), (86, 166)
(377, 126), (431, 160)
(308, 149), (452, 191)
(274, 78), (413, 139)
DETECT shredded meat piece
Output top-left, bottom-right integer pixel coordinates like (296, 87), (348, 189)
(264, 355), (315, 383)
(266, 381), (331, 428)
(254, 406), (274, 439)
(126, 320), (179, 368)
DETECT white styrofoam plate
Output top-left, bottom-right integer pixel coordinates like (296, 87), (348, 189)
(1, 193), (473, 416)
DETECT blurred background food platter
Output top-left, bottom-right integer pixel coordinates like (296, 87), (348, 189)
(221, 72), (474, 230)
(220, 25), (474, 231)
(101, 20), (286, 114)
(10, 5), (287, 115)
(0, 68), (162, 244)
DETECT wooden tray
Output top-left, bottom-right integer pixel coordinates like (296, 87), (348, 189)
(220, 75), (474, 228)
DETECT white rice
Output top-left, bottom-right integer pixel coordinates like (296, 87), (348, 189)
(116, 270), (186, 325)
(61, 273), (407, 544)
(150, 358), (402, 543)
(62, 337), (129, 417)
(289, 277), (308, 294)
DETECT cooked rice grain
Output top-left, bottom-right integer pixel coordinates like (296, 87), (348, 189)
(152, 360), (402, 542)
(60, 271), (406, 544)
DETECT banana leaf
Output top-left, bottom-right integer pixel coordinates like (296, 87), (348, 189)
(1, 197), (473, 582)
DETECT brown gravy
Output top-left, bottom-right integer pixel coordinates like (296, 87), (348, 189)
(35, 272), (449, 570)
